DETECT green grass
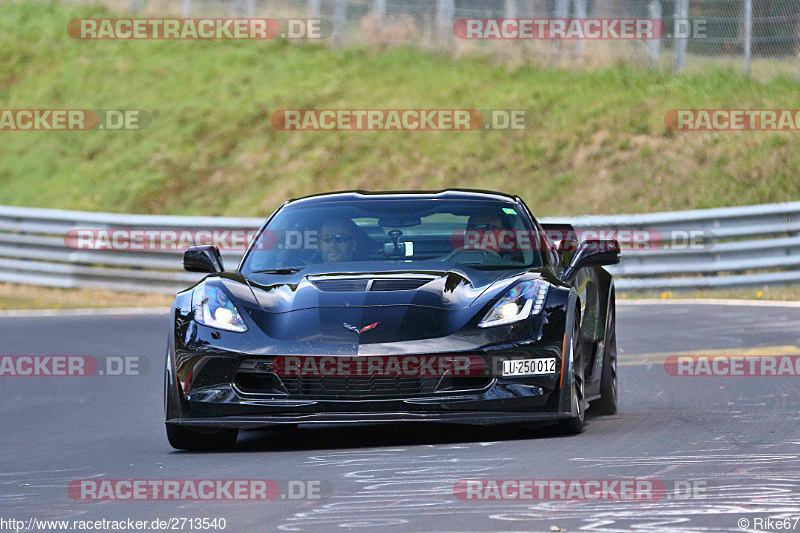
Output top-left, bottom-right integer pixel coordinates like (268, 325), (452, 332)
(2, 2), (800, 217)
(0, 283), (173, 310)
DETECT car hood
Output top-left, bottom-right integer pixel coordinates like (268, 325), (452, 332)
(188, 265), (549, 348)
(222, 263), (542, 348)
(242, 262), (531, 313)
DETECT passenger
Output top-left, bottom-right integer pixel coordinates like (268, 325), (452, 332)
(466, 211), (523, 261)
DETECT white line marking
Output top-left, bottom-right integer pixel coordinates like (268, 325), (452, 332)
(618, 299), (800, 308)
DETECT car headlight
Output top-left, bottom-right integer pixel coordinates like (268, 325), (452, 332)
(192, 283), (248, 332)
(478, 279), (549, 328)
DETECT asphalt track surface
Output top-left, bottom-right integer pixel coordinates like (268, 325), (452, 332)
(2, 302), (800, 532)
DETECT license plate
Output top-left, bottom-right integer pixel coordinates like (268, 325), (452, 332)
(502, 358), (557, 377)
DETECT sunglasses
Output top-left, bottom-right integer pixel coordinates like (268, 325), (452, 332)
(320, 233), (354, 244)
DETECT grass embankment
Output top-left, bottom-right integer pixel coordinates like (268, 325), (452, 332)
(2, 2), (800, 218)
(0, 283), (173, 310)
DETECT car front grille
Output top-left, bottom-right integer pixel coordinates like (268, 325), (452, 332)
(233, 358), (491, 398)
(279, 375), (441, 398)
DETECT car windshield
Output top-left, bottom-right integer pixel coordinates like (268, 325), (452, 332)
(240, 198), (544, 274)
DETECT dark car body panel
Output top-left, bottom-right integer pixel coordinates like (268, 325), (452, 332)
(165, 190), (616, 429)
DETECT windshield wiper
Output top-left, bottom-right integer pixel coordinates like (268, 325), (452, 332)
(468, 264), (530, 271)
(251, 267), (303, 274)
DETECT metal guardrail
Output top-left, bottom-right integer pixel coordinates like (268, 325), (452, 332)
(1, 202), (799, 293)
(0, 205), (262, 293)
(557, 201), (800, 291)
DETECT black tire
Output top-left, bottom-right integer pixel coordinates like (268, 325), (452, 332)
(593, 294), (618, 415)
(558, 310), (585, 435)
(166, 425), (238, 451)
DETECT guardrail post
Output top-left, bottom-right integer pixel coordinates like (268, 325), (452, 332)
(333, 0), (347, 46)
(573, 0), (587, 56)
(308, 0), (321, 19)
(552, 0), (569, 64)
(437, 0), (455, 48)
(504, 0), (516, 19)
(673, 0), (688, 73)
(374, 0), (386, 19)
(743, 0), (753, 76)
(648, 0), (662, 67)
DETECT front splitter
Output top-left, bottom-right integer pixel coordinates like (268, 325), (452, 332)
(166, 410), (574, 429)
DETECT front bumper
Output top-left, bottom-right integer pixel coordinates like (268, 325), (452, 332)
(167, 356), (572, 428)
(166, 410), (573, 430)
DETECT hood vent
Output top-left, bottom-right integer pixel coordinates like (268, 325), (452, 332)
(310, 276), (434, 292)
(310, 278), (369, 292)
(369, 278), (432, 291)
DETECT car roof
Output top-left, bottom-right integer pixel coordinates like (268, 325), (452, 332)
(287, 189), (521, 206)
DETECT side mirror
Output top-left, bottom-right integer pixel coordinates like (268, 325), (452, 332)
(560, 239), (620, 282)
(183, 245), (224, 273)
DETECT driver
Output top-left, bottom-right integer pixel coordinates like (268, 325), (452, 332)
(319, 218), (358, 263)
(466, 212), (504, 233)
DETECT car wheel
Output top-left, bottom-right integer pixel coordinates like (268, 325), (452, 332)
(166, 425), (238, 451)
(593, 294), (618, 415)
(558, 310), (585, 435)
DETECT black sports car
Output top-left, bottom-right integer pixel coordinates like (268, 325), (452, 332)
(165, 190), (620, 450)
